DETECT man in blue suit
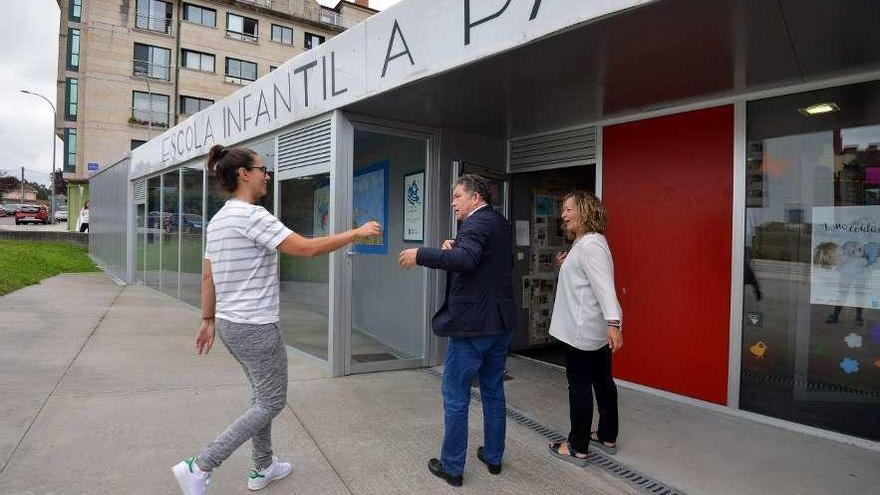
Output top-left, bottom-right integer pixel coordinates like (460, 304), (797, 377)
(399, 174), (517, 487)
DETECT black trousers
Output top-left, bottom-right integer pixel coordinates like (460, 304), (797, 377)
(565, 344), (618, 454)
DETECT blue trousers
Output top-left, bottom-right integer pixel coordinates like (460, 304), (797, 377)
(441, 332), (512, 477)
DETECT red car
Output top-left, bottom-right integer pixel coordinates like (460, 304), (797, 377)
(15, 204), (50, 225)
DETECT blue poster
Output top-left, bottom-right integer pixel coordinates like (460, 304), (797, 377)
(353, 160), (388, 254)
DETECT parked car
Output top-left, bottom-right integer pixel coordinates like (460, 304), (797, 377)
(54, 208), (68, 223)
(3, 203), (24, 216)
(0, 204), (6, 217)
(15, 204), (50, 225)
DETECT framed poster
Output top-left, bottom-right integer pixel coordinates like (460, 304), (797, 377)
(403, 170), (425, 242)
(353, 160), (389, 254)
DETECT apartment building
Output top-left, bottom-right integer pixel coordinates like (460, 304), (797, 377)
(55, 0), (375, 229)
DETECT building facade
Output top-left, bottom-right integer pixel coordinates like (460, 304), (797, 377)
(88, 0), (880, 450)
(56, 0), (374, 230)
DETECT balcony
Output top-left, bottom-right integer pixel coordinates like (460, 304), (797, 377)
(132, 60), (173, 82)
(135, 13), (172, 35)
(129, 108), (170, 129)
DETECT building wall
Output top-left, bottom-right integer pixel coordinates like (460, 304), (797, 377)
(89, 156), (131, 283)
(602, 105), (734, 405)
(59, 0), (353, 194)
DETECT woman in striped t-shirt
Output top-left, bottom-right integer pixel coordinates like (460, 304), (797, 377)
(172, 144), (380, 495)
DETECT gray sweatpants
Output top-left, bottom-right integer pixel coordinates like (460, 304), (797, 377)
(196, 319), (288, 472)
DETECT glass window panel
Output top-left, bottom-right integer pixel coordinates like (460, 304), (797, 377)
(228, 14), (242, 33)
(64, 129), (77, 173)
(279, 173), (330, 361)
(145, 175), (161, 289)
(69, 0), (82, 21)
(161, 171), (180, 299)
(136, 202), (146, 284)
(742, 80), (880, 443)
(201, 53), (214, 72)
(180, 166), (204, 307)
(204, 9), (215, 27)
(242, 61), (256, 81)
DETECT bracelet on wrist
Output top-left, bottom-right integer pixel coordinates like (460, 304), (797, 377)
(202, 315), (215, 320)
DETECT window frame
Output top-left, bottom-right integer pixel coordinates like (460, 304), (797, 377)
(271, 24), (293, 45)
(135, 0), (172, 34)
(131, 139), (147, 150)
(226, 12), (259, 42)
(64, 128), (77, 173)
(179, 95), (214, 115)
(224, 57), (258, 84)
(181, 48), (215, 73)
(69, 0), (82, 22)
(64, 78), (78, 121)
(131, 90), (171, 128)
(133, 43), (172, 81)
(182, 2), (216, 27)
(304, 31), (325, 50)
(67, 28), (81, 70)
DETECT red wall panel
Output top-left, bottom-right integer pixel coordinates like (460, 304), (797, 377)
(603, 106), (733, 404)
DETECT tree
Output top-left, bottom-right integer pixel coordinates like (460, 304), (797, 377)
(53, 170), (67, 196)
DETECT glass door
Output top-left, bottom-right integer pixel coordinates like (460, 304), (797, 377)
(342, 125), (432, 374)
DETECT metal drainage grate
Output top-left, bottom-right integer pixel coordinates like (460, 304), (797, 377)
(424, 368), (688, 495)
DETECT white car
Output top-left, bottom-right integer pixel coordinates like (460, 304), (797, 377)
(54, 208), (68, 223)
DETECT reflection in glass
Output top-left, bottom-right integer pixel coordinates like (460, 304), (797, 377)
(161, 171), (180, 298)
(742, 81), (880, 442)
(278, 174), (330, 361)
(145, 176), (161, 289)
(180, 166), (204, 307)
(349, 130), (427, 366)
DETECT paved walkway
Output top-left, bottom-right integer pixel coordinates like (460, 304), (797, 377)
(0, 273), (878, 494)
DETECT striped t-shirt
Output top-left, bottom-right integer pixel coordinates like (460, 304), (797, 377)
(205, 199), (293, 324)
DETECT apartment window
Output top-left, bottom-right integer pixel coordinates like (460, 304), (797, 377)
(182, 3), (215, 27)
(320, 10), (339, 25)
(133, 43), (171, 81)
(271, 24), (293, 45)
(69, 0), (82, 22)
(131, 91), (170, 127)
(227, 13), (258, 42)
(269, 65), (277, 72)
(65, 78), (78, 121)
(181, 49), (215, 72)
(67, 28), (80, 70)
(64, 129), (77, 173)
(225, 57), (257, 84)
(180, 95), (213, 115)
(131, 140), (147, 150)
(304, 32), (324, 50)
(135, 0), (172, 34)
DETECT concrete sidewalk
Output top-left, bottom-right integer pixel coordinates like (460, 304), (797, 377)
(0, 273), (877, 495)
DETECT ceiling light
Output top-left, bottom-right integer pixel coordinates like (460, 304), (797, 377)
(799, 102), (839, 116)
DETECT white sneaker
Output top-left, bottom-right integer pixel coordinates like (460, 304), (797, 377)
(172, 456), (211, 495)
(247, 456), (292, 491)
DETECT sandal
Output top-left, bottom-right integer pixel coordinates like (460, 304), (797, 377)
(590, 432), (618, 455)
(548, 441), (589, 467)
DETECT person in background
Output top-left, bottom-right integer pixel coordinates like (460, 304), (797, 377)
(77, 200), (90, 233)
(172, 144), (381, 495)
(547, 191), (623, 467)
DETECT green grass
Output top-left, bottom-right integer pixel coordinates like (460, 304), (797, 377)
(0, 240), (100, 296)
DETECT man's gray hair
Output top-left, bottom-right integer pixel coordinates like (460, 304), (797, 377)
(455, 174), (492, 205)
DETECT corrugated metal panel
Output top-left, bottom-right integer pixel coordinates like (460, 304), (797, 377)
(89, 157), (131, 283)
(133, 179), (146, 204)
(277, 119), (332, 172)
(509, 126), (597, 172)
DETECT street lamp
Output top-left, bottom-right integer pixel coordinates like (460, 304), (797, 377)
(20, 89), (58, 223)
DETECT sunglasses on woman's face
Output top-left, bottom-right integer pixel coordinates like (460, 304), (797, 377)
(248, 166), (269, 175)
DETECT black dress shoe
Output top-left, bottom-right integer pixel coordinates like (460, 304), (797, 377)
(428, 458), (462, 487)
(477, 446), (502, 474)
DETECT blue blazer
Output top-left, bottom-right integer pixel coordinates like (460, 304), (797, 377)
(416, 206), (517, 338)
